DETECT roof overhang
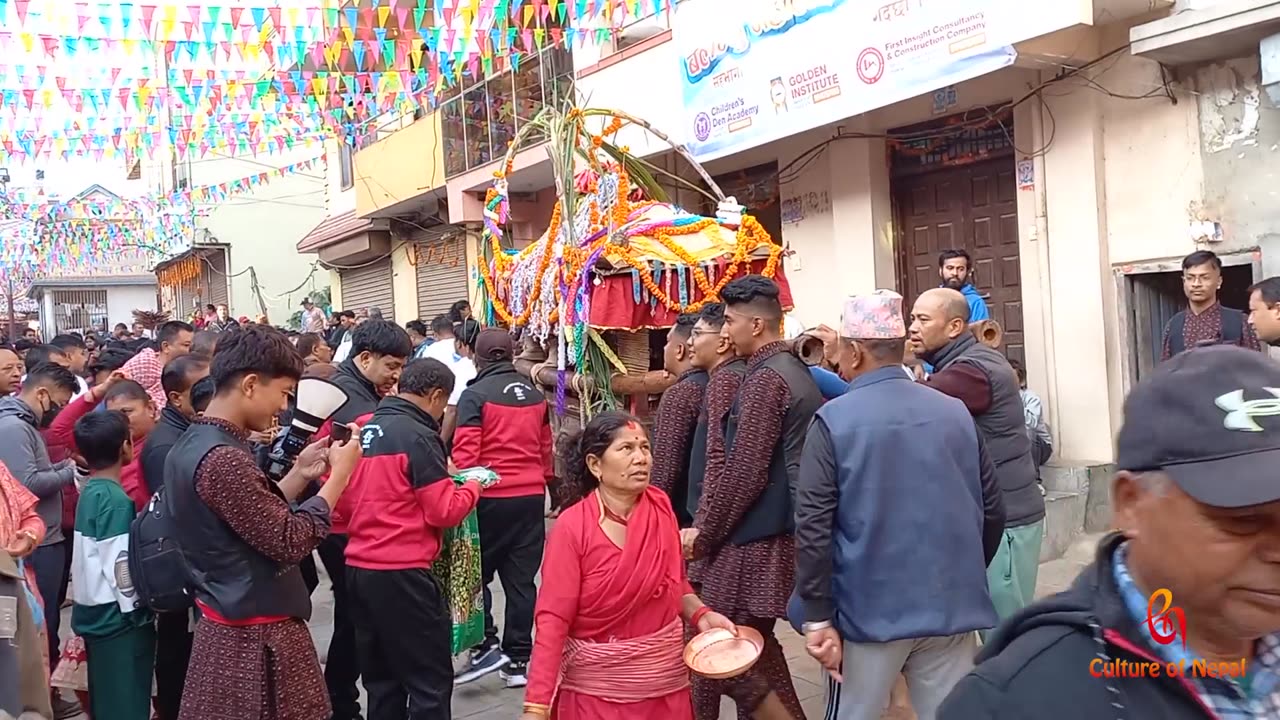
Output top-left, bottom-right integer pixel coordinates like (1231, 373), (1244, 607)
(26, 275), (157, 299)
(1131, 0), (1280, 65)
(296, 210), (390, 253)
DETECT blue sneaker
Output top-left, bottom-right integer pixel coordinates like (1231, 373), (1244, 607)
(454, 644), (508, 685)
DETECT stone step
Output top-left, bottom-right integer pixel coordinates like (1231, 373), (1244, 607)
(1035, 532), (1108, 599)
(1039, 489), (1086, 563)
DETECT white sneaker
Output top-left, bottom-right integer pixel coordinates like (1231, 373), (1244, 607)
(500, 661), (528, 689)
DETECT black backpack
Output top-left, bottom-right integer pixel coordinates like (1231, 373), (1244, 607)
(127, 487), (193, 613)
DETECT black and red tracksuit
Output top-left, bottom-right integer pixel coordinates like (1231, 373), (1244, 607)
(345, 396), (481, 719)
(315, 358), (382, 719)
(450, 360), (552, 664)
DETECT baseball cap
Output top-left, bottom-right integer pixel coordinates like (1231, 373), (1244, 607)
(473, 328), (514, 362)
(1116, 345), (1280, 508)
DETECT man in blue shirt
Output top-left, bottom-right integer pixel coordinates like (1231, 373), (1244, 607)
(938, 249), (990, 323)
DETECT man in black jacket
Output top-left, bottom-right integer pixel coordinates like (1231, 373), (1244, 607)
(319, 319), (412, 720)
(940, 346), (1280, 719)
(137, 353), (209, 720)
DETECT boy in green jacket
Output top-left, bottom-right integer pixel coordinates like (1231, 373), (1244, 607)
(70, 410), (155, 719)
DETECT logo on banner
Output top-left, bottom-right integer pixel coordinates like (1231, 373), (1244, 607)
(694, 112), (712, 142)
(857, 48), (884, 84)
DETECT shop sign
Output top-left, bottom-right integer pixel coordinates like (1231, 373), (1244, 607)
(675, 0), (1085, 162)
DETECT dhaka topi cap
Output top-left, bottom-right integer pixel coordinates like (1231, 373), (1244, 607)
(840, 290), (906, 340)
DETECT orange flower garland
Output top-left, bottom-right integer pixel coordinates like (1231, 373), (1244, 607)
(478, 111), (784, 328)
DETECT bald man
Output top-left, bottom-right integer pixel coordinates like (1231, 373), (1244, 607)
(909, 288), (1044, 624)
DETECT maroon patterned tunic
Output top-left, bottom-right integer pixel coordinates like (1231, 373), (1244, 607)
(691, 343), (805, 720)
(179, 418), (333, 720)
(1161, 301), (1262, 360)
(689, 359), (745, 585)
(693, 341), (794, 620)
(650, 369), (707, 498)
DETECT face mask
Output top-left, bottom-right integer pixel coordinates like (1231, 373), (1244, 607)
(39, 397), (63, 429)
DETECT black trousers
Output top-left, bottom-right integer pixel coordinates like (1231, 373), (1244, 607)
(318, 533), (361, 719)
(153, 610), (193, 720)
(30, 540), (67, 670)
(475, 495), (545, 664)
(348, 567), (452, 720)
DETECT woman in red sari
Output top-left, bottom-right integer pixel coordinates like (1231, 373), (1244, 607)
(520, 411), (737, 720)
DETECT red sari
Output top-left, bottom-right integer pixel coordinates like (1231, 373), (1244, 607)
(525, 486), (695, 719)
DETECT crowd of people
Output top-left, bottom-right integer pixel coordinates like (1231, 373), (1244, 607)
(0, 242), (1274, 720)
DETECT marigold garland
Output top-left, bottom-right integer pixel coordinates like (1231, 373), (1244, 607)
(478, 110), (783, 329)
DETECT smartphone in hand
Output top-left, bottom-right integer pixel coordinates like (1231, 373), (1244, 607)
(331, 424), (352, 444)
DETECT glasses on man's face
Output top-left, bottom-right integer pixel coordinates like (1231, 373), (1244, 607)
(1183, 274), (1214, 286)
(689, 329), (718, 338)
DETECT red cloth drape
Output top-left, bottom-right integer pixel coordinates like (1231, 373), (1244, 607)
(588, 259), (793, 330)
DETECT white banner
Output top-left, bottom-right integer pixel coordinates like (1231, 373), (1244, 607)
(675, 0), (1085, 162)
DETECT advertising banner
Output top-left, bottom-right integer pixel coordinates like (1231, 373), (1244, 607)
(675, 0), (1084, 162)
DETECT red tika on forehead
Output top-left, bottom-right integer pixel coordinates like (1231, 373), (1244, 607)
(625, 420), (642, 432)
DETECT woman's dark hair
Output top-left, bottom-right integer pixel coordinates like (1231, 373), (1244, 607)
(455, 319), (481, 352)
(210, 324), (304, 393)
(349, 320), (413, 359)
(73, 410), (131, 471)
(448, 300), (470, 323)
(556, 410), (646, 508)
(295, 333), (325, 358)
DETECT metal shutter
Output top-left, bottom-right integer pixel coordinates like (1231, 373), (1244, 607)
(414, 232), (468, 323)
(205, 249), (229, 307)
(338, 257), (395, 321)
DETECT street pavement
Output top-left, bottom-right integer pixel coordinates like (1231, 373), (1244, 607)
(56, 533), (1102, 719)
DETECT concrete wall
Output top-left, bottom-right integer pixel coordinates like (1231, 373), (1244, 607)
(325, 138), (357, 217)
(107, 285), (159, 327)
(186, 147), (329, 324)
(391, 235), (419, 322)
(1190, 55), (1280, 274)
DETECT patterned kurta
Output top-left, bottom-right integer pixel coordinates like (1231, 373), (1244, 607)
(650, 369), (707, 501)
(178, 418), (333, 720)
(691, 342), (805, 720)
(1161, 302), (1262, 360)
(689, 359), (745, 585)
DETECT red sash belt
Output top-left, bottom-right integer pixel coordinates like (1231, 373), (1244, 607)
(557, 617), (689, 703)
(195, 600), (289, 627)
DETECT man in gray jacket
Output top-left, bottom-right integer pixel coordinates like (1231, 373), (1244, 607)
(910, 288), (1045, 622)
(0, 364), (79, 680)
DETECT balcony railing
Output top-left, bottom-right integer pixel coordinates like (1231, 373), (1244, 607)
(440, 42), (575, 177)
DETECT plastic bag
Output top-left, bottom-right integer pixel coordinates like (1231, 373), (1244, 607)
(431, 468), (496, 655)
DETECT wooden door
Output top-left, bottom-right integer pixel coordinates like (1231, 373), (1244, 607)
(894, 159), (1024, 365)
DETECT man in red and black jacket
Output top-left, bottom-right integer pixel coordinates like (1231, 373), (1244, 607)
(345, 357), (496, 718)
(314, 319), (412, 720)
(451, 328), (553, 689)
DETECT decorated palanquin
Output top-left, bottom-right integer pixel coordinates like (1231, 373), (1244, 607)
(475, 106), (793, 455)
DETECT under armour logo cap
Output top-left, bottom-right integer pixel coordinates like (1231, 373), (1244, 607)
(1117, 345), (1280, 508)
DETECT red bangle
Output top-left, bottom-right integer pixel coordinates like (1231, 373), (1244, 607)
(690, 606), (711, 629)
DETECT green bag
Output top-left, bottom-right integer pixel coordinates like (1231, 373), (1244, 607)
(430, 470), (493, 655)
